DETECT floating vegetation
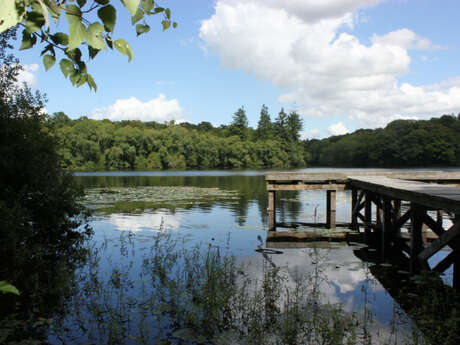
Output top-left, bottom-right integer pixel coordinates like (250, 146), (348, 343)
(84, 186), (239, 214)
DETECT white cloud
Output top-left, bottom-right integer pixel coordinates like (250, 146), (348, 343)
(328, 122), (349, 136)
(90, 94), (184, 122)
(220, 0), (381, 23)
(17, 63), (38, 87)
(200, 0), (460, 128)
(371, 28), (440, 50)
(306, 129), (321, 139)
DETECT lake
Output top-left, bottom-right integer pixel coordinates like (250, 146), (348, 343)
(43, 169), (460, 344)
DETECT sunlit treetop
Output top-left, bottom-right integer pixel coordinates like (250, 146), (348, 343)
(0, 0), (177, 91)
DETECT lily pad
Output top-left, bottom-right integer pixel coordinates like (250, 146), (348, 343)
(84, 186), (238, 214)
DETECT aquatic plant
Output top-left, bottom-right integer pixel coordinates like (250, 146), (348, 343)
(48, 232), (391, 345)
(84, 186), (239, 214)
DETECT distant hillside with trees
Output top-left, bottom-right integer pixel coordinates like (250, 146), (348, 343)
(305, 114), (460, 167)
(48, 111), (460, 171)
(48, 106), (307, 170)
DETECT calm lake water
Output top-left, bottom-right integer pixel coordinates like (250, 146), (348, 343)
(44, 169), (459, 344)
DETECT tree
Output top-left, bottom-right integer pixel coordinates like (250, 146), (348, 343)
(256, 104), (272, 140)
(0, 27), (90, 282)
(286, 111), (302, 142)
(47, 111), (72, 128)
(0, 0), (177, 90)
(274, 108), (288, 141)
(229, 106), (248, 139)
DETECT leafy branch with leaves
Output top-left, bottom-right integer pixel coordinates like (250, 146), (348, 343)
(0, 0), (177, 91)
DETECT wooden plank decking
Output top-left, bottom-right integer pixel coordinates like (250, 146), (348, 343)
(265, 170), (460, 285)
(348, 176), (460, 214)
(266, 171), (460, 183)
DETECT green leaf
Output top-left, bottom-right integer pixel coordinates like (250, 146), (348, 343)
(69, 69), (81, 86)
(95, 0), (110, 4)
(154, 7), (164, 14)
(136, 24), (150, 36)
(105, 37), (113, 49)
(173, 22), (177, 28)
(50, 32), (69, 46)
(47, 2), (62, 22)
(19, 31), (37, 50)
(87, 74), (97, 91)
(77, 0), (87, 8)
(131, 8), (144, 24)
(43, 54), (56, 71)
(122, 0), (140, 17)
(114, 39), (133, 61)
(60, 58), (74, 78)
(37, 0), (50, 29)
(76, 60), (87, 73)
(40, 43), (55, 56)
(165, 8), (171, 20)
(65, 4), (82, 25)
(25, 4), (46, 34)
(0, 0), (25, 33)
(68, 21), (86, 50)
(66, 5), (85, 49)
(98, 5), (116, 33)
(66, 48), (82, 63)
(76, 73), (87, 87)
(86, 22), (106, 50)
(88, 46), (101, 59)
(0, 281), (19, 295)
(141, 0), (154, 13)
(161, 20), (170, 31)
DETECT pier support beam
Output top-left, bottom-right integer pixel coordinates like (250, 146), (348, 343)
(410, 203), (426, 273)
(351, 188), (358, 229)
(326, 190), (336, 229)
(455, 214), (460, 289)
(268, 191), (276, 231)
(364, 192), (372, 241)
(381, 197), (393, 259)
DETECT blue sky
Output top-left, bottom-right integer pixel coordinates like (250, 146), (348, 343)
(14, 0), (460, 138)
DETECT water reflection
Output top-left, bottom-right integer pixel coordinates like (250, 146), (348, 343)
(76, 175), (355, 229)
(0, 232), (89, 343)
(105, 210), (183, 232)
(68, 172), (460, 344)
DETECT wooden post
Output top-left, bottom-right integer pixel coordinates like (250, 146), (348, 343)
(436, 210), (443, 228)
(393, 200), (401, 228)
(351, 188), (357, 229)
(454, 214), (460, 289)
(364, 192), (372, 242)
(268, 191), (276, 231)
(326, 190), (336, 229)
(381, 197), (392, 259)
(375, 196), (383, 227)
(410, 203), (425, 274)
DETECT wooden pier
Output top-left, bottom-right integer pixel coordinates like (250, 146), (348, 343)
(266, 171), (460, 284)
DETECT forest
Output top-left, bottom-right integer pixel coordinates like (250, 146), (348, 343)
(48, 106), (307, 170)
(48, 110), (460, 170)
(305, 114), (460, 167)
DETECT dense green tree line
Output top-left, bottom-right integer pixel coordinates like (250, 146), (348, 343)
(48, 106), (307, 170)
(1, 28), (91, 342)
(305, 115), (460, 167)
